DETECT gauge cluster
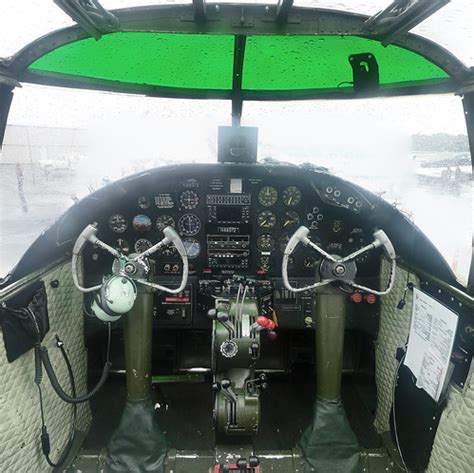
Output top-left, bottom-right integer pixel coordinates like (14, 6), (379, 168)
(94, 164), (376, 281)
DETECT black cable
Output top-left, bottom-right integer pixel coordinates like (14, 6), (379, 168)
(40, 323), (112, 404)
(29, 309), (76, 468)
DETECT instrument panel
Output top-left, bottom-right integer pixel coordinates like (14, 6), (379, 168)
(92, 165), (377, 280)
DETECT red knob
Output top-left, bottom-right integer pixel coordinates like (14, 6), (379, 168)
(266, 319), (276, 330)
(256, 316), (270, 328)
(365, 294), (377, 304)
(350, 292), (363, 303)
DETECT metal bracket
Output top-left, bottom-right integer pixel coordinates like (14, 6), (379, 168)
(348, 53), (379, 93)
(0, 69), (20, 89)
(54, 0), (120, 40)
(192, 0), (206, 22)
(276, 0), (294, 24)
(364, 0), (450, 46)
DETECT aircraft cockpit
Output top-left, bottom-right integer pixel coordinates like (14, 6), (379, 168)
(0, 2), (473, 473)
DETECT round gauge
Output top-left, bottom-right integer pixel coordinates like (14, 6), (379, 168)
(132, 214), (152, 232)
(156, 215), (175, 232)
(115, 238), (130, 254)
(256, 234), (276, 252)
(178, 214), (201, 236)
(109, 214), (128, 233)
(257, 210), (277, 229)
(282, 186), (302, 207)
(180, 190), (199, 210)
(137, 196), (150, 209)
(304, 255), (321, 269)
(134, 238), (153, 253)
(183, 238), (201, 259)
(282, 210), (300, 228)
(258, 186), (278, 207)
(279, 234), (291, 252)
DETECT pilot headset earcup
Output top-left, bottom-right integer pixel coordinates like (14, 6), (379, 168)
(92, 289), (122, 323)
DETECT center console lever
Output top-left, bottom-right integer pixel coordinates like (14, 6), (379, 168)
(221, 378), (238, 403)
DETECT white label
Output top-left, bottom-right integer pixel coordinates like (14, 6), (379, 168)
(230, 178), (242, 194)
(404, 288), (458, 402)
(241, 314), (250, 338)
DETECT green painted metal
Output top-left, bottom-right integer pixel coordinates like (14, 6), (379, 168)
(28, 32), (449, 95)
(151, 373), (205, 384)
(123, 284), (154, 401)
(313, 286), (347, 401)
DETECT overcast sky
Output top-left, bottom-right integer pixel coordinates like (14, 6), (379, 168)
(1, 0), (473, 135)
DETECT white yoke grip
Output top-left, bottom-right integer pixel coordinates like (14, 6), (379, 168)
(73, 224), (99, 256)
(137, 226), (189, 294)
(163, 226), (187, 260)
(284, 226), (311, 255)
(372, 229), (396, 260)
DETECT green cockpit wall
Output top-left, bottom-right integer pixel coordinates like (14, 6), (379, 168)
(0, 2), (473, 288)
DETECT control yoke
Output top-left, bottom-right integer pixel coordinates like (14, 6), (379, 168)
(282, 226), (396, 295)
(71, 223), (189, 319)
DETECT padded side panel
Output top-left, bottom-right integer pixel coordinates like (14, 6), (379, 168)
(373, 260), (419, 433)
(427, 379), (474, 472)
(0, 262), (91, 472)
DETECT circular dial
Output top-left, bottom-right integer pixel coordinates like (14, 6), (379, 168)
(132, 214), (152, 232)
(180, 190), (199, 210)
(183, 238), (201, 259)
(137, 196), (150, 209)
(115, 238), (130, 254)
(258, 186), (278, 207)
(256, 234), (275, 252)
(109, 214), (128, 233)
(156, 215), (175, 232)
(134, 238), (153, 253)
(257, 210), (276, 229)
(282, 210), (300, 228)
(178, 214), (201, 236)
(282, 186), (302, 207)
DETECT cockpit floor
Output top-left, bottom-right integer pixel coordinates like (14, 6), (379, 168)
(82, 370), (381, 452)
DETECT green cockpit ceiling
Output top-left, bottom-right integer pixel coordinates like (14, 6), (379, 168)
(26, 31), (451, 99)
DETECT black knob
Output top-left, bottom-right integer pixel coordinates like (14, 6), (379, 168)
(221, 378), (231, 390)
(249, 456), (260, 467)
(258, 373), (267, 382)
(212, 382), (221, 392)
(207, 308), (217, 320)
(260, 382), (269, 391)
(236, 458), (247, 469)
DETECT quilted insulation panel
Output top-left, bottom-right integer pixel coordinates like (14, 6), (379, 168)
(374, 260), (419, 433)
(0, 262), (91, 472)
(427, 380), (474, 473)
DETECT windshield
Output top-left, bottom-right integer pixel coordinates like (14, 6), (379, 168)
(1, 85), (472, 284)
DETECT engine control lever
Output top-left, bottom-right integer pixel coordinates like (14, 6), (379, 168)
(217, 311), (235, 337)
(221, 378), (238, 403)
